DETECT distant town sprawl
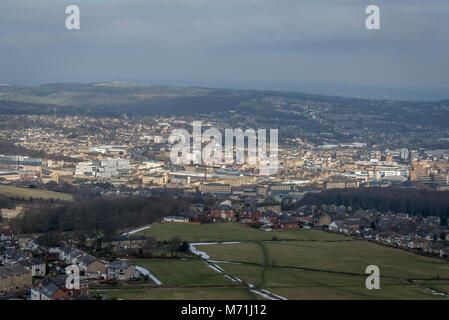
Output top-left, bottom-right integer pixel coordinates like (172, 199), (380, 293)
(0, 114), (447, 191)
(0, 112), (449, 300)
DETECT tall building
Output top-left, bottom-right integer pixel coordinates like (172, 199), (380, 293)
(400, 148), (410, 160)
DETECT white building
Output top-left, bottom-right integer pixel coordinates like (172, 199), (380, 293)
(162, 216), (189, 223)
(75, 159), (130, 178)
(74, 162), (97, 176)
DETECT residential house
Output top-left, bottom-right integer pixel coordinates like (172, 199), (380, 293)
(210, 205), (235, 221)
(239, 208), (261, 225)
(0, 229), (14, 242)
(185, 203), (205, 212)
(31, 275), (89, 300)
(343, 219), (360, 233)
(313, 213), (331, 227)
(180, 210), (203, 221)
(54, 247), (73, 262)
(77, 254), (106, 276)
(66, 249), (84, 264)
(31, 282), (68, 300)
(0, 264), (32, 295)
(101, 238), (146, 252)
(107, 261), (136, 280)
(22, 257), (46, 277)
(18, 237), (38, 251)
(0, 249), (29, 265)
(277, 216), (299, 231)
(298, 215), (314, 226)
(257, 204), (281, 214)
(328, 221), (339, 232)
(260, 211), (279, 225)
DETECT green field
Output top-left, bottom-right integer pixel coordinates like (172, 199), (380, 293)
(197, 240), (449, 279)
(194, 238), (449, 299)
(213, 263), (440, 300)
(0, 184), (73, 201)
(99, 287), (258, 300)
(417, 280), (449, 295)
(137, 222), (347, 242)
(110, 223), (449, 300)
(133, 258), (234, 287)
(97, 258), (262, 300)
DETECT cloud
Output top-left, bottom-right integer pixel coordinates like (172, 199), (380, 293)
(0, 0), (448, 90)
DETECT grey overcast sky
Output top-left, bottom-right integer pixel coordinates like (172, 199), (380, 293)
(0, 0), (448, 98)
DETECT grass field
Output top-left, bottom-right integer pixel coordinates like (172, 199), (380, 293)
(133, 258), (235, 287)
(197, 240), (449, 280)
(0, 184), (73, 201)
(112, 223), (449, 300)
(137, 222), (347, 242)
(198, 242), (263, 264)
(97, 258), (262, 300)
(194, 238), (449, 299)
(99, 287), (259, 300)
(418, 280), (449, 295)
(213, 263), (441, 300)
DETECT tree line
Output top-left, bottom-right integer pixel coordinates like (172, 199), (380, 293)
(11, 196), (190, 240)
(298, 187), (449, 225)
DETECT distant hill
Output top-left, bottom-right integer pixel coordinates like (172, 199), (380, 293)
(0, 82), (444, 115)
(0, 82), (448, 149)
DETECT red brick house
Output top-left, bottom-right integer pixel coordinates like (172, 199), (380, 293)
(31, 282), (69, 300)
(261, 211), (279, 224)
(239, 208), (261, 225)
(210, 205), (235, 221)
(31, 275), (89, 300)
(298, 216), (313, 225)
(272, 216), (299, 231)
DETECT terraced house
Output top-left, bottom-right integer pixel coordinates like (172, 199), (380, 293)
(0, 264), (32, 295)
